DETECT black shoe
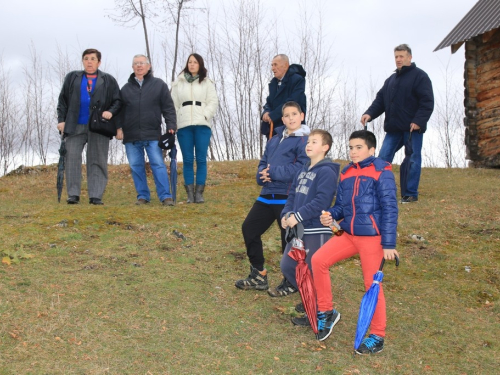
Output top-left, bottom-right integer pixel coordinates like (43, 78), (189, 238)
(295, 302), (305, 313)
(355, 334), (385, 355)
(89, 198), (104, 205)
(291, 314), (311, 327)
(401, 196), (418, 204)
(316, 310), (341, 341)
(267, 277), (298, 297)
(235, 266), (269, 290)
(67, 196), (80, 204)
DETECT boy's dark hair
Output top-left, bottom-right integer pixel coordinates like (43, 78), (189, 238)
(182, 53), (208, 83)
(310, 129), (332, 154)
(349, 130), (377, 149)
(282, 101), (302, 115)
(82, 49), (101, 62)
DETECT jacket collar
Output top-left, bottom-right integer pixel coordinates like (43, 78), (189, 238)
(395, 62), (416, 76)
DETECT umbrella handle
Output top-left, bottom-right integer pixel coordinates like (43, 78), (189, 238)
(378, 255), (400, 271)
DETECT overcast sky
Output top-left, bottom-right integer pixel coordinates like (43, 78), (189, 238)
(2, 0), (476, 88)
(1, 0), (480, 168)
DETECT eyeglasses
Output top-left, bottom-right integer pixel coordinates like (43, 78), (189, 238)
(133, 62), (149, 66)
(83, 57), (98, 62)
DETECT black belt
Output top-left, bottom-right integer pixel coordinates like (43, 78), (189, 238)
(182, 101), (202, 107)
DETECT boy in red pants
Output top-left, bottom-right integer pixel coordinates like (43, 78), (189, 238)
(311, 130), (399, 354)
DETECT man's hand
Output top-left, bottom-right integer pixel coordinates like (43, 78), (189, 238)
(102, 111), (113, 120)
(116, 128), (123, 140)
(410, 123), (420, 132)
(57, 122), (65, 133)
(259, 164), (271, 183)
(360, 114), (371, 126)
(262, 112), (271, 123)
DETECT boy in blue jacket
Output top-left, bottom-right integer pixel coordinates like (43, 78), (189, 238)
(235, 102), (309, 292)
(312, 130), (399, 354)
(269, 130), (340, 301)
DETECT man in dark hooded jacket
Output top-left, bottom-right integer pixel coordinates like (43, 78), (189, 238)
(116, 54), (177, 206)
(361, 44), (434, 204)
(261, 54), (306, 139)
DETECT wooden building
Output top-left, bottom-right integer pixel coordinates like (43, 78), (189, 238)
(435, 0), (500, 168)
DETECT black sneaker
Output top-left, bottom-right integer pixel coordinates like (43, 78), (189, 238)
(316, 310), (341, 341)
(401, 196), (418, 204)
(235, 266), (269, 290)
(355, 334), (384, 355)
(291, 314), (311, 327)
(295, 302), (305, 313)
(267, 277), (298, 297)
(67, 196), (79, 204)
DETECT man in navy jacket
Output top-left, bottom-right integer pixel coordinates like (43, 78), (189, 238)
(261, 54), (306, 139)
(361, 44), (434, 203)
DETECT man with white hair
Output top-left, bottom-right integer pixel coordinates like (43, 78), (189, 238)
(261, 54), (307, 139)
(117, 54), (177, 206)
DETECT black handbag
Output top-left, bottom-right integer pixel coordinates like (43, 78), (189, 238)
(89, 102), (116, 138)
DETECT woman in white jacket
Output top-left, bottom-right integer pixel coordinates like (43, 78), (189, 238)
(171, 53), (218, 203)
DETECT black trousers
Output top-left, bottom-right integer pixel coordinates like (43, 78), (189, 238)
(242, 200), (287, 270)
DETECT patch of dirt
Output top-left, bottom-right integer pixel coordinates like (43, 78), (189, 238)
(228, 250), (246, 261)
(404, 243), (441, 259)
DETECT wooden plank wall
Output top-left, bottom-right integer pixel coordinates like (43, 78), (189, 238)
(464, 29), (500, 168)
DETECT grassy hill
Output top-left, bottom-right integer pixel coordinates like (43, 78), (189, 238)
(0, 160), (499, 374)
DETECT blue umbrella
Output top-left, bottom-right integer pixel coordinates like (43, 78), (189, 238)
(354, 256), (399, 352)
(400, 133), (413, 197)
(168, 144), (178, 203)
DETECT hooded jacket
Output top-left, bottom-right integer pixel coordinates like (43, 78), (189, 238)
(256, 125), (310, 196)
(171, 73), (219, 130)
(364, 63), (434, 133)
(57, 69), (122, 136)
(326, 156), (398, 249)
(282, 158), (340, 235)
(118, 71), (176, 143)
(262, 64), (307, 127)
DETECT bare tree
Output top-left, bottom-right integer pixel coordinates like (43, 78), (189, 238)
(108, 0), (155, 59)
(0, 56), (19, 175)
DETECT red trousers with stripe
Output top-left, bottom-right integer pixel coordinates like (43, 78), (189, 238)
(311, 233), (386, 337)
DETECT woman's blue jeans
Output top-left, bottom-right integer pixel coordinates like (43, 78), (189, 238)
(177, 125), (211, 186)
(125, 140), (172, 202)
(378, 131), (423, 198)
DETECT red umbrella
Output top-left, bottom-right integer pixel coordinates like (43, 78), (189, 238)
(288, 238), (318, 334)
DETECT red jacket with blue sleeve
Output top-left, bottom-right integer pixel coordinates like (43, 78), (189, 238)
(326, 156), (398, 249)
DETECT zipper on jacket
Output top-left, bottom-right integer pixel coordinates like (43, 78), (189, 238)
(369, 215), (381, 235)
(350, 165), (361, 235)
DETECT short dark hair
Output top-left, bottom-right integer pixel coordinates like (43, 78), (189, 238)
(182, 53), (208, 83)
(394, 44), (412, 55)
(82, 49), (101, 62)
(309, 129), (332, 154)
(349, 130), (377, 149)
(282, 101), (302, 115)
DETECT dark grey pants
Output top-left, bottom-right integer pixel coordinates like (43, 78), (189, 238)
(65, 125), (110, 199)
(280, 233), (331, 289)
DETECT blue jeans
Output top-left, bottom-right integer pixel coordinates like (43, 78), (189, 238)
(177, 125), (211, 185)
(378, 131), (423, 198)
(125, 140), (172, 202)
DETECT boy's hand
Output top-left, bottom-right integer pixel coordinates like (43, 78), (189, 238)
(383, 249), (399, 261)
(281, 216), (288, 229)
(259, 164), (271, 183)
(320, 211), (333, 227)
(286, 214), (298, 228)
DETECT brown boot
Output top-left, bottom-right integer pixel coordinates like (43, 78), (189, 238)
(184, 184), (195, 203)
(195, 184), (205, 203)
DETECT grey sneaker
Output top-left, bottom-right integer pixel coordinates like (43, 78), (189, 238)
(162, 198), (175, 206)
(355, 334), (385, 355)
(291, 314), (311, 327)
(135, 198), (149, 205)
(401, 196), (418, 204)
(267, 277), (298, 297)
(235, 266), (269, 290)
(316, 310), (341, 341)
(295, 302), (305, 313)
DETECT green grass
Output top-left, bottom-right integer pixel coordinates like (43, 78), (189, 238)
(0, 161), (499, 374)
